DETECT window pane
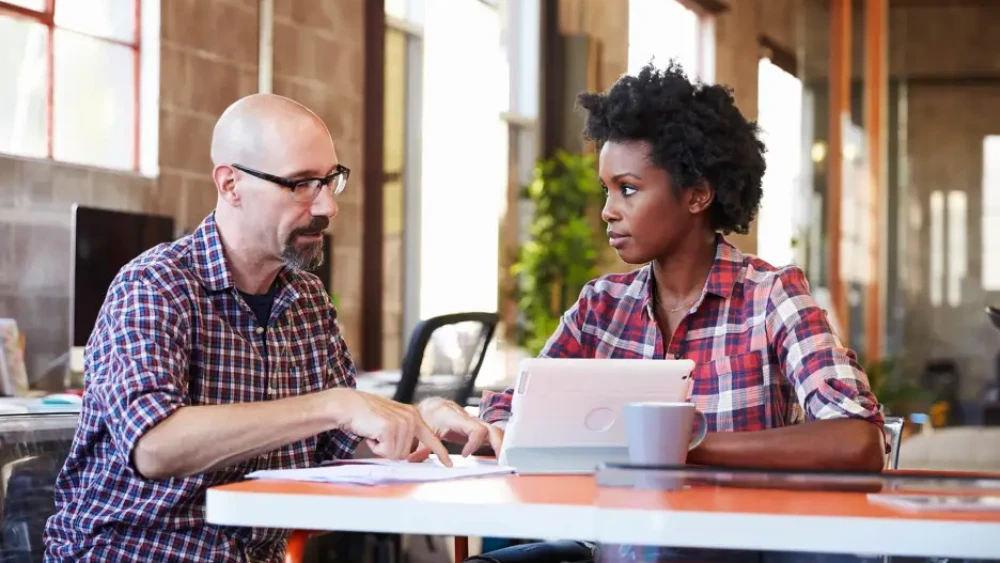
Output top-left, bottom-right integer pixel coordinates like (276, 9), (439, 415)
(53, 30), (135, 170)
(628, 0), (701, 77)
(1, 0), (45, 11)
(0, 16), (47, 158)
(56, 0), (136, 43)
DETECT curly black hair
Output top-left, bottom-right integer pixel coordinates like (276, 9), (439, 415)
(578, 60), (766, 235)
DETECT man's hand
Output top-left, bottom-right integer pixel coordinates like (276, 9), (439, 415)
(413, 397), (504, 460)
(327, 389), (453, 466)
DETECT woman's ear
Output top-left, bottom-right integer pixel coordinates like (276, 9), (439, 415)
(687, 179), (715, 214)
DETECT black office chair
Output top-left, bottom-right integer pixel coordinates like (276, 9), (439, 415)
(988, 305), (1000, 332)
(393, 312), (500, 408)
(984, 306), (1000, 426)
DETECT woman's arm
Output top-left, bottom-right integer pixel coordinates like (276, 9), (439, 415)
(691, 266), (886, 472)
(688, 419), (885, 471)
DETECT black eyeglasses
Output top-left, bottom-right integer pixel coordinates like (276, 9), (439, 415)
(231, 163), (350, 203)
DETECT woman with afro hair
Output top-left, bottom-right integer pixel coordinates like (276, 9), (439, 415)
(470, 61), (886, 563)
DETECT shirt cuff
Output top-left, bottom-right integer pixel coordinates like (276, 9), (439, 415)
(117, 390), (185, 476)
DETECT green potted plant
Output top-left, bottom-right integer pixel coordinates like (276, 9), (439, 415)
(860, 355), (934, 417)
(511, 151), (605, 356)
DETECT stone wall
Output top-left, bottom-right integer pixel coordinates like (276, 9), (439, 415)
(0, 0), (367, 389)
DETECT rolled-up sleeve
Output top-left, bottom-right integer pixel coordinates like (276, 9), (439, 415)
(765, 266), (884, 428)
(315, 307), (363, 463)
(93, 280), (190, 473)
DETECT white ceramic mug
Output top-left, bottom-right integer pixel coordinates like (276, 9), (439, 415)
(623, 401), (707, 466)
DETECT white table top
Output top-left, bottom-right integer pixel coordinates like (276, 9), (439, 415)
(206, 473), (1000, 559)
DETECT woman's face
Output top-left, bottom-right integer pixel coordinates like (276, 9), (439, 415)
(599, 140), (712, 264)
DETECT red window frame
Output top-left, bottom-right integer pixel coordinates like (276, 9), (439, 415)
(0, 0), (142, 172)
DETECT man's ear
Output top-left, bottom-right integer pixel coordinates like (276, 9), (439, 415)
(687, 179), (715, 214)
(213, 165), (240, 207)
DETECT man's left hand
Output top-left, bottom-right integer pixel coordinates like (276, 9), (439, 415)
(411, 397), (504, 460)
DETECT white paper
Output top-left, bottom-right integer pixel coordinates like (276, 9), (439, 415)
(246, 456), (515, 486)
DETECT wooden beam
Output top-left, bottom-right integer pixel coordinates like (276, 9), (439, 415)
(865, 0), (887, 360)
(360, 0), (385, 371)
(828, 0), (851, 343)
(539, 0), (561, 160)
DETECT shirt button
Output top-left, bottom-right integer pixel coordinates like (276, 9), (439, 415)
(255, 327), (264, 335)
(674, 353), (682, 359)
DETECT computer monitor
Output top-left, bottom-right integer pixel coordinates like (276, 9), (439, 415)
(69, 205), (176, 369)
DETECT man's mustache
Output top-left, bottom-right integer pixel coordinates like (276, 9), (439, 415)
(291, 216), (330, 238)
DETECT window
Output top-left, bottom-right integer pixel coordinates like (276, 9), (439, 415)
(0, 0), (154, 173)
(756, 57), (802, 267)
(628, 0), (714, 82)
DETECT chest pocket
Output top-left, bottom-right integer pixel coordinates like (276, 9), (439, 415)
(690, 349), (790, 432)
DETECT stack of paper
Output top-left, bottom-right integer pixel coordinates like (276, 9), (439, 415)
(246, 456), (515, 486)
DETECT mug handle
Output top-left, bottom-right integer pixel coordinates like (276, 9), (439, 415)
(687, 409), (708, 450)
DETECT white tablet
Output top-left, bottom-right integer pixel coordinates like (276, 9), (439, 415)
(498, 358), (696, 474)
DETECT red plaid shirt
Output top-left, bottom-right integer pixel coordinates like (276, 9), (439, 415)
(480, 237), (883, 433)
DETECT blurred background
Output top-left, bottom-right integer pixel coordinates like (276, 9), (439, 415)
(1, 0), (1000, 465)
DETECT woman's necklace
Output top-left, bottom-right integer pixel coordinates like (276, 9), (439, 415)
(654, 288), (700, 313)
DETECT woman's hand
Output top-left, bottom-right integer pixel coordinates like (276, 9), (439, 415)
(412, 397), (505, 460)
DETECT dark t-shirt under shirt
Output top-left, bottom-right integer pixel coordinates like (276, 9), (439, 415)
(239, 286), (276, 375)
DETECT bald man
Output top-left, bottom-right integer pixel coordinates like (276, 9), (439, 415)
(43, 94), (499, 563)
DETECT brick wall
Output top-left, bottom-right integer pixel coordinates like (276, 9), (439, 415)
(0, 0), (366, 389)
(159, 0), (259, 233)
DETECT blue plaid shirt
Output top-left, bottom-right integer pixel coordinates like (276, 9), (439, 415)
(44, 213), (359, 562)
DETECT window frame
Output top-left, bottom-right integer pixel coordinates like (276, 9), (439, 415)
(0, 0), (142, 172)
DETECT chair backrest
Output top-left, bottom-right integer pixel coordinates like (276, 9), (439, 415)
(394, 312), (499, 407)
(883, 415), (905, 470)
(987, 305), (1000, 332)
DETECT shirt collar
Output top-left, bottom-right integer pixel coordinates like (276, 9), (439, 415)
(188, 212), (303, 298)
(704, 235), (744, 300)
(638, 234), (745, 314)
(190, 212), (235, 292)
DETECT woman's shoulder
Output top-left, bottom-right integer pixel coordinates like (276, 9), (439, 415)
(572, 266), (652, 313)
(739, 254), (811, 295)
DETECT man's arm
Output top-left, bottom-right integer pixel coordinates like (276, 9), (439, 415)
(689, 267), (885, 472)
(315, 305), (364, 464)
(100, 280), (447, 480)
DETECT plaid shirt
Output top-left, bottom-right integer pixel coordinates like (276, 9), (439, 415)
(44, 213), (359, 563)
(480, 237), (883, 433)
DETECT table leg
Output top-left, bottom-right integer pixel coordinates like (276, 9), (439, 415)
(285, 530), (312, 563)
(454, 535), (469, 563)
